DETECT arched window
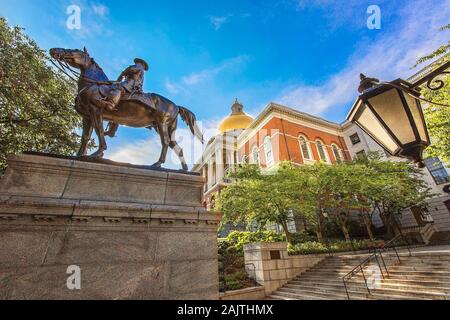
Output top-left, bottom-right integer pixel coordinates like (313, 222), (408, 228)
(264, 136), (274, 165)
(299, 135), (312, 161)
(241, 155), (249, 164)
(315, 140), (329, 163)
(250, 144), (259, 164)
(331, 144), (342, 163)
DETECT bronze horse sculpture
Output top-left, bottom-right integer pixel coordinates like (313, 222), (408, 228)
(49, 47), (203, 171)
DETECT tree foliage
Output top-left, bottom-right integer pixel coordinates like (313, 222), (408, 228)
(421, 76), (450, 162)
(0, 18), (84, 171)
(218, 153), (433, 244)
(217, 163), (316, 244)
(414, 24), (450, 162)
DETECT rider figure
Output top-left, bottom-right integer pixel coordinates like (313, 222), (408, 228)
(105, 58), (149, 137)
(117, 58), (148, 96)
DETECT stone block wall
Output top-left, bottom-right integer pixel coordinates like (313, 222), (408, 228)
(243, 242), (326, 295)
(0, 153), (222, 300)
(219, 287), (266, 300)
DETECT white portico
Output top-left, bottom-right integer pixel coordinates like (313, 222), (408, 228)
(192, 99), (254, 209)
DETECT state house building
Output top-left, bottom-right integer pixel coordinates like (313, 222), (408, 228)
(192, 99), (450, 242)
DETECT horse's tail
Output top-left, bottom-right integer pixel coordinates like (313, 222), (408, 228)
(178, 106), (204, 144)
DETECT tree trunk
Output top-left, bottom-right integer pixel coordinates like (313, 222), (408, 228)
(380, 212), (394, 238)
(362, 213), (375, 241)
(341, 222), (351, 241)
(316, 212), (325, 244)
(280, 220), (293, 245)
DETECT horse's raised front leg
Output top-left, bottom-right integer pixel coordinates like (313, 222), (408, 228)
(77, 117), (93, 156)
(152, 123), (170, 168)
(89, 108), (107, 158)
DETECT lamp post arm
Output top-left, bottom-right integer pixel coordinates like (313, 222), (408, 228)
(410, 60), (450, 90)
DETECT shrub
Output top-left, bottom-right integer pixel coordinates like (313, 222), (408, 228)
(224, 230), (285, 252)
(288, 239), (376, 255)
(290, 230), (316, 244)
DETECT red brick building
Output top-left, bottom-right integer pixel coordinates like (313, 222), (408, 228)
(237, 103), (351, 168)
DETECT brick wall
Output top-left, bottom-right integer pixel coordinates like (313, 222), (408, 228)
(238, 116), (350, 166)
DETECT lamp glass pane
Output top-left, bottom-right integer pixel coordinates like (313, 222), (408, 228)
(368, 88), (416, 145)
(357, 104), (398, 154)
(404, 92), (428, 143)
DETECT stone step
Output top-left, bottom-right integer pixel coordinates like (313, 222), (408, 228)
(366, 292), (430, 300)
(268, 292), (330, 300)
(271, 249), (450, 300)
(288, 280), (450, 295)
(402, 254), (450, 261)
(285, 283), (369, 294)
(283, 282), (449, 299)
(293, 277), (450, 289)
(387, 269), (450, 276)
(369, 287), (449, 300)
(303, 268), (450, 278)
(390, 265), (450, 272)
(277, 287), (366, 300)
(384, 274), (450, 282)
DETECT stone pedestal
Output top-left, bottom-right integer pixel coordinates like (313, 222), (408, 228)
(0, 153), (221, 300)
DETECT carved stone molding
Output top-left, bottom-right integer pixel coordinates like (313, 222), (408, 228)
(33, 215), (56, 222)
(133, 218), (151, 224)
(72, 216), (92, 223)
(103, 217), (121, 223)
(160, 218), (175, 224)
(0, 214), (18, 221)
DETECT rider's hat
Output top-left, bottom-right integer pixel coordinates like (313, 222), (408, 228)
(134, 58), (149, 71)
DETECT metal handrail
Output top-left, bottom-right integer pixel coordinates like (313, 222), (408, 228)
(342, 234), (407, 300)
(342, 251), (383, 299)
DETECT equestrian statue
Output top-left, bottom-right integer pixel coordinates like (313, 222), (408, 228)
(49, 47), (204, 171)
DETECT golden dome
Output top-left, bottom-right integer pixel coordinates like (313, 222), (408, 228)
(218, 99), (254, 133)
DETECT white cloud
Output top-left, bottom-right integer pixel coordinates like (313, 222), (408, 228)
(210, 16), (228, 30)
(165, 55), (249, 94)
(108, 119), (221, 170)
(277, 0), (450, 116)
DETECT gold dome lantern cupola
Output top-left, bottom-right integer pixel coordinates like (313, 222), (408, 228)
(218, 99), (254, 134)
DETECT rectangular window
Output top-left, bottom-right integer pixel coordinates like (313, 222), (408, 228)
(350, 133), (361, 145)
(424, 157), (450, 185)
(356, 150), (366, 157)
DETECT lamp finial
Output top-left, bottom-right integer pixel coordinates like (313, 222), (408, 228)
(358, 74), (379, 93)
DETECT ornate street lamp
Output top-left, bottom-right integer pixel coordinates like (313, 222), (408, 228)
(347, 60), (450, 167)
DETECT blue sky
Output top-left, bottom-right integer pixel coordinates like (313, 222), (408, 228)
(1, 0), (449, 168)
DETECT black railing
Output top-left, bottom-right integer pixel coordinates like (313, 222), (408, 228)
(342, 234), (409, 300)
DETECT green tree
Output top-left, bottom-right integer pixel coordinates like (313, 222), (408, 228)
(353, 152), (434, 237)
(422, 80), (450, 162)
(414, 24), (450, 162)
(0, 18), (83, 171)
(219, 154), (434, 245)
(217, 163), (315, 244)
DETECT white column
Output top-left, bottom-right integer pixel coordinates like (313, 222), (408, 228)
(215, 148), (224, 183)
(228, 149), (235, 172)
(207, 157), (214, 189)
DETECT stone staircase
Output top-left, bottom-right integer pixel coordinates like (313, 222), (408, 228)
(267, 250), (450, 300)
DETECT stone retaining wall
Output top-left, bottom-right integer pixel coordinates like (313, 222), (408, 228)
(219, 286), (266, 300)
(243, 242), (327, 295)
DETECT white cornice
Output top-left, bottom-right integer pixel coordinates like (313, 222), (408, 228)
(237, 102), (348, 147)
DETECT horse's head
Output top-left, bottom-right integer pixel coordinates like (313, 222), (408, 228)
(49, 47), (91, 70)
